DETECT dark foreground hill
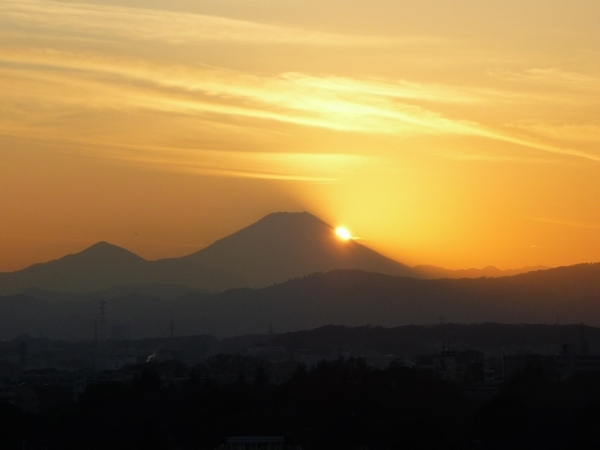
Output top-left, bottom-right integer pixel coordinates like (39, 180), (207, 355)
(1, 263), (599, 339)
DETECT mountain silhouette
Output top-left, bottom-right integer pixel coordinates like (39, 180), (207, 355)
(181, 211), (416, 287)
(0, 242), (146, 294)
(0, 211), (569, 297)
(1, 263), (600, 339)
(414, 264), (549, 279)
(0, 242), (245, 295)
(0, 212), (415, 294)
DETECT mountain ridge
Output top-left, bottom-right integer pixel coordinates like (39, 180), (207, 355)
(0, 211), (585, 296)
(0, 211), (416, 294)
(0, 241), (245, 295)
(414, 264), (550, 279)
(1, 263), (600, 339)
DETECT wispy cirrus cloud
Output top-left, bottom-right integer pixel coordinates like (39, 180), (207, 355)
(116, 147), (367, 182)
(488, 67), (600, 91)
(2, 47), (600, 165)
(522, 68), (598, 85)
(0, 0), (426, 47)
(505, 121), (600, 144)
(0, 49), (490, 137)
(439, 151), (562, 164)
(72, 141), (368, 183)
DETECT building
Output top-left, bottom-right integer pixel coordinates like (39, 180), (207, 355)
(503, 349), (600, 380)
(226, 436), (284, 450)
(95, 355), (138, 371)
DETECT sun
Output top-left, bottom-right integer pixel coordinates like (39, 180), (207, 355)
(335, 226), (352, 241)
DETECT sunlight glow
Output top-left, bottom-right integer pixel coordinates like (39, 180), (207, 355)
(1, 0), (599, 271)
(335, 227), (352, 241)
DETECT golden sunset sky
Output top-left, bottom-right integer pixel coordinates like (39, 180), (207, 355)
(1, 0), (599, 272)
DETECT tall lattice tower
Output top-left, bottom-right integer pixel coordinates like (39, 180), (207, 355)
(99, 300), (107, 345)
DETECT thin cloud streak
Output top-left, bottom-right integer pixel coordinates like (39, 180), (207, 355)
(476, 129), (600, 163)
(281, 74), (480, 104)
(0, 50), (508, 137)
(0, 117), (367, 182)
(0, 0), (423, 47)
(101, 145), (368, 183)
(488, 68), (600, 92)
(1, 48), (599, 163)
(0, 129), (367, 183)
(505, 121), (600, 143)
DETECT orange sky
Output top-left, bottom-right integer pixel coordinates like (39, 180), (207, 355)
(1, 0), (599, 272)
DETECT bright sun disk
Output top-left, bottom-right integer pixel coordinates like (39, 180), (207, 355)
(335, 226), (352, 241)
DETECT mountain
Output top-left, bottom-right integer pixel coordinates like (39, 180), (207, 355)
(0, 212), (415, 295)
(414, 264), (549, 279)
(21, 283), (201, 302)
(2, 263), (600, 339)
(180, 211), (416, 287)
(0, 242), (245, 295)
(180, 263), (600, 336)
(0, 242), (146, 294)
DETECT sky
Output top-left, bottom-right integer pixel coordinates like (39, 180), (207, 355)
(1, 0), (599, 272)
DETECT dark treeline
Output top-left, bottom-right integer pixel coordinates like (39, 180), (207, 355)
(2, 359), (600, 449)
(264, 323), (600, 356)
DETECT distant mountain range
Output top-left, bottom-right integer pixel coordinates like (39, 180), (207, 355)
(0, 241), (245, 295)
(175, 263), (600, 336)
(0, 211), (551, 296)
(414, 264), (549, 279)
(0, 212), (415, 295)
(1, 263), (600, 340)
(2, 210), (598, 340)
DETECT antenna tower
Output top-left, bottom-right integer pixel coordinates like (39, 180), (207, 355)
(99, 300), (107, 344)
